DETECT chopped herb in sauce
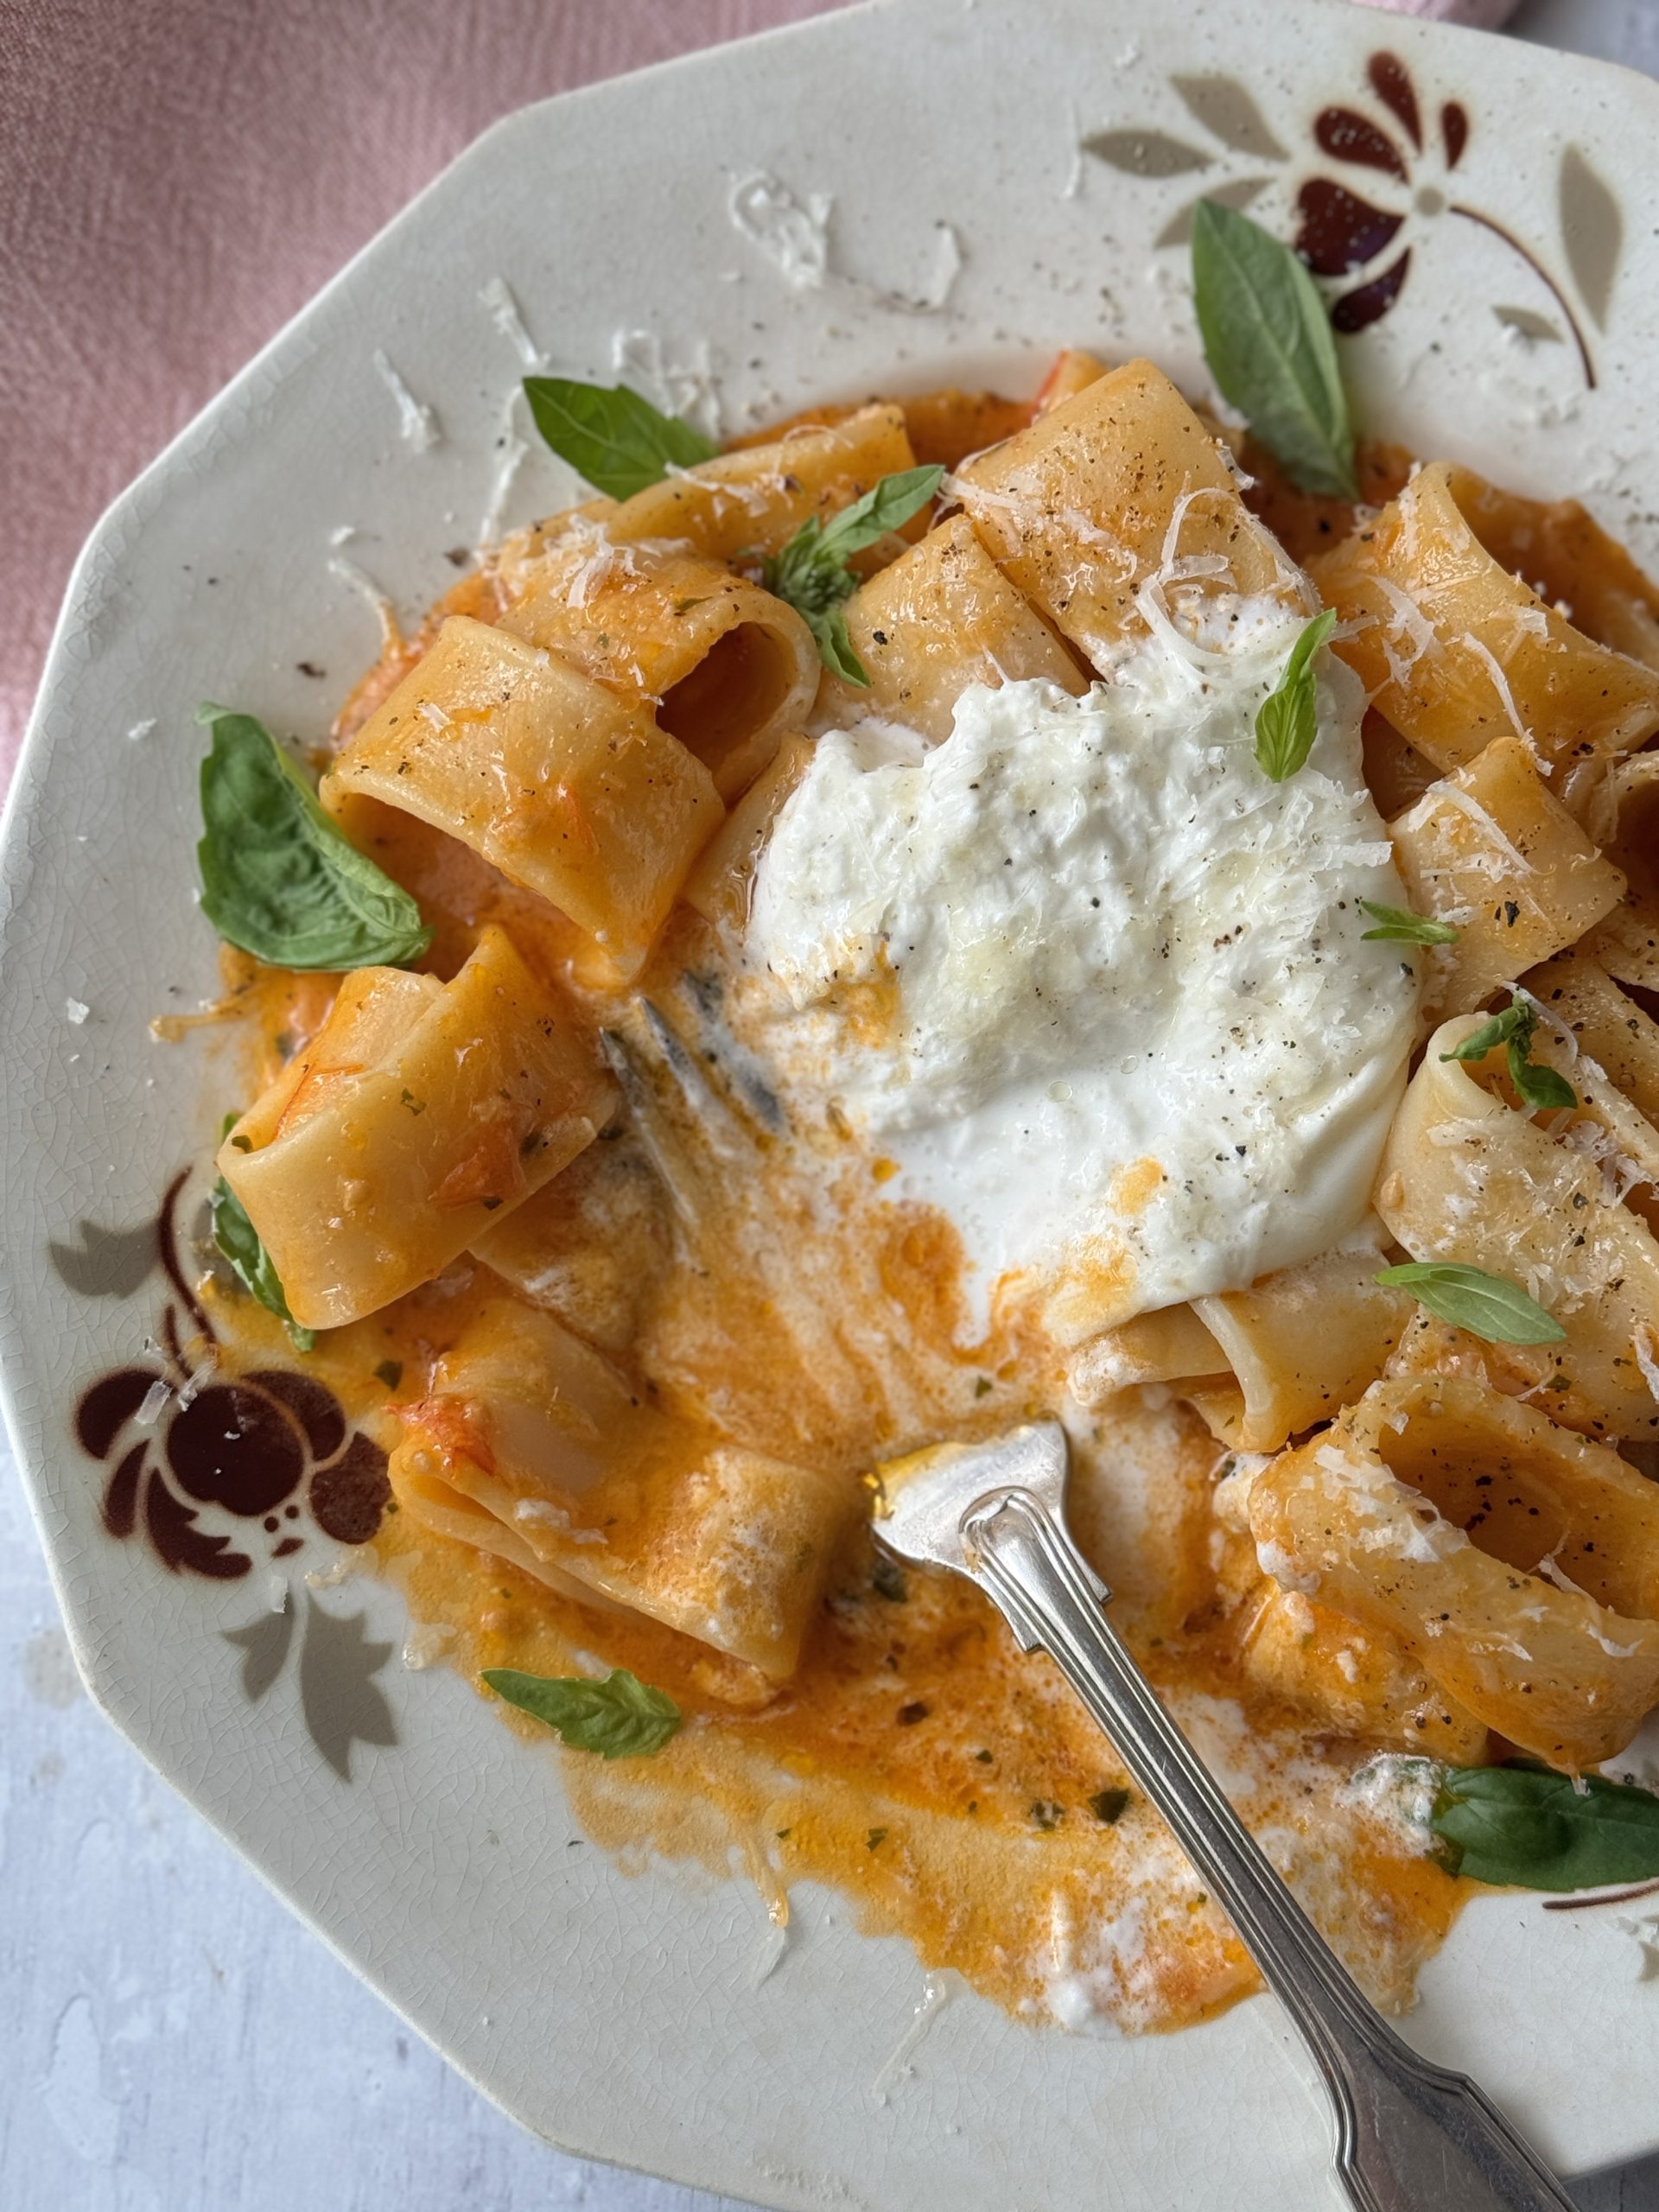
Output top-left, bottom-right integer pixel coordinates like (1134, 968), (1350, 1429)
(1089, 1787), (1132, 1826)
(481, 1666), (681, 1758)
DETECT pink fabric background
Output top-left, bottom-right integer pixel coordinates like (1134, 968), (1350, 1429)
(0, 0), (1516, 791)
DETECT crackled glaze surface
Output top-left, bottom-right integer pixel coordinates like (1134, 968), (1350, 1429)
(10, 1), (1659, 2204)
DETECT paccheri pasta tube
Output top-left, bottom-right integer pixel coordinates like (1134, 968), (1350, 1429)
(499, 539), (818, 803)
(1375, 1013), (1659, 1441)
(1387, 735), (1625, 1021)
(1584, 750), (1659, 990)
(956, 359), (1302, 670)
(814, 516), (1086, 740)
(600, 404), (918, 565)
(325, 617), (724, 970)
(217, 927), (613, 1329)
(1069, 1230), (1412, 1454)
(1312, 462), (1659, 810)
(1248, 1376), (1659, 1766)
(390, 1301), (861, 1678)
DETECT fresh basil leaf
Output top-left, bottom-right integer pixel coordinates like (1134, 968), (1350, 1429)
(811, 605), (870, 687)
(763, 465), (944, 684)
(1191, 200), (1358, 500)
(1442, 1001), (1528, 1064)
(1358, 899), (1459, 945)
(522, 377), (718, 500)
(1508, 1053), (1579, 1114)
(1433, 1762), (1659, 1891)
(1440, 995), (1578, 1114)
(766, 522), (859, 628)
(1373, 1262), (1566, 1345)
(482, 1665), (682, 1758)
(211, 1129), (315, 1351)
(197, 706), (430, 971)
(1255, 608), (1337, 781)
(813, 464), (944, 563)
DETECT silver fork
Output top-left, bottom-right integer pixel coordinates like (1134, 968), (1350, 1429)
(607, 999), (1574, 2209)
(872, 1421), (1576, 2212)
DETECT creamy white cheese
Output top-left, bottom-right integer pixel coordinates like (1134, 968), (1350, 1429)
(743, 606), (1420, 1338)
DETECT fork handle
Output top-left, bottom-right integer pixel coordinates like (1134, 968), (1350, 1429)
(959, 1485), (1575, 2212)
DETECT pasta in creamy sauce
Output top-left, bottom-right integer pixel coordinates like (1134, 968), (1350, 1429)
(197, 347), (1659, 2037)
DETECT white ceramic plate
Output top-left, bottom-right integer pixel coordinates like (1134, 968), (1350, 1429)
(9, 1), (1659, 2201)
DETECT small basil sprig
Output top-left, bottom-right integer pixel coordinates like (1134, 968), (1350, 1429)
(211, 1121), (314, 1351)
(197, 706), (430, 970)
(1433, 1763), (1659, 1891)
(482, 1666), (682, 1758)
(1191, 199), (1358, 500)
(1255, 609), (1336, 781)
(523, 377), (719, 500)
(1440, 995), (1579, 1114)
(762, 465), (944, 684)
(1373, 1261), (1566, 1345)
(1358, 899), (1459, 946)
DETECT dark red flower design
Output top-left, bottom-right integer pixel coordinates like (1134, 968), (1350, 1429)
(73, 1169), (390, 1580)
(1293, 48), (1596, 385)
(1090, 48), (1616, 395)
(1294, 51), (1470, 333)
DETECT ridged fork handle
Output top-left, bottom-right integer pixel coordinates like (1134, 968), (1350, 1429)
(959, 1485), (1575, 2212)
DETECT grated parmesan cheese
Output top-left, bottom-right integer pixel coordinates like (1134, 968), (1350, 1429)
(371, 348), (442, 452)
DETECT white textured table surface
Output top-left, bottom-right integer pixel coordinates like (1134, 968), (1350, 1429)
(6, 2), (1659, 2207)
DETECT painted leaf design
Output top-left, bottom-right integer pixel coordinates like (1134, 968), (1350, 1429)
(1440, 102), (1469, 171)
(48, 1218), (158, 1299)
(225, 1605), (296, 1702)
(1169, 75), (1287, 160)
(1155, 177), (1268, 251)
(144, 1471), (251, 1579)
(1559, 145), (1622, 330)
(1493, 306), (1563, 345)
(1082, 129), (1211, 178)
(299, 1596), (397, 1780)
